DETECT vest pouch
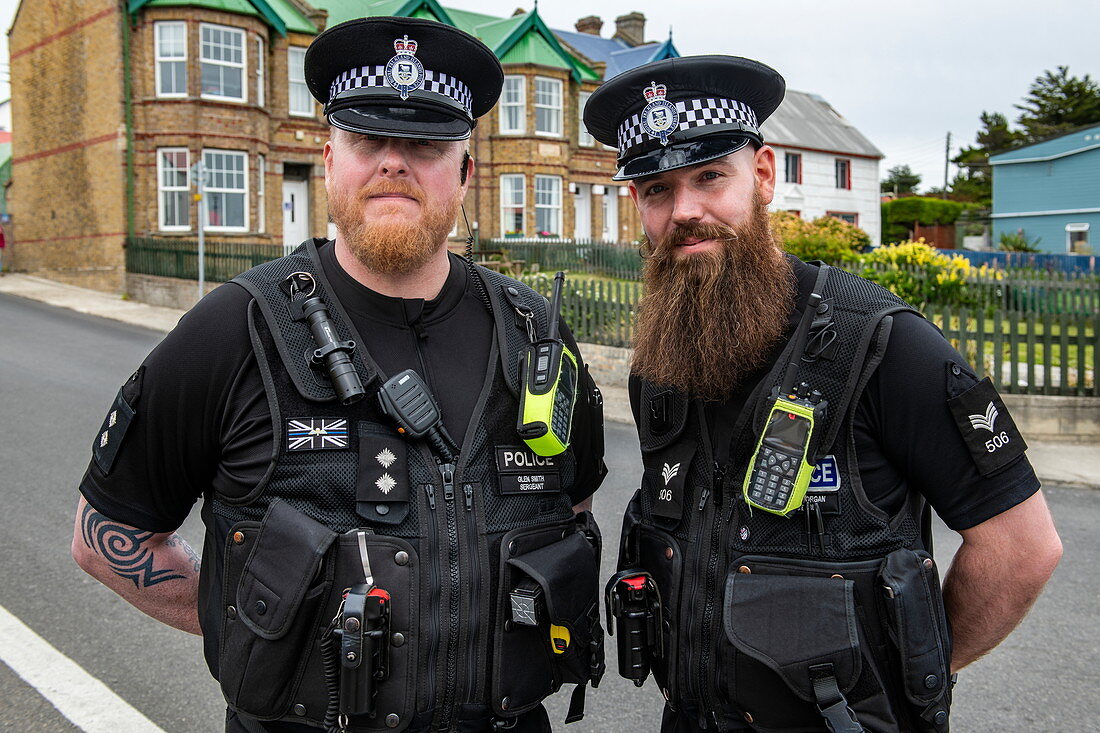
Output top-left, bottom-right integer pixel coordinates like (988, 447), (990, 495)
(619, 497), (683, 704)
(879, 549), (952, 732)
(492, 519), (601, 718)
(219, 500), (337, 718)
(722, 557), (897, 732)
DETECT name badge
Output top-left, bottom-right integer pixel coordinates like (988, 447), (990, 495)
(495, 446), (561, 494)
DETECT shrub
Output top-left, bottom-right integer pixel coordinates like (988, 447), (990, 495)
(859, 239), (1002, 307)
(771, 211), (868, 264)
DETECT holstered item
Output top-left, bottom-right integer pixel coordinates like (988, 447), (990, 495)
(604, 569), (662, 686)
(335, 585), (392, 718)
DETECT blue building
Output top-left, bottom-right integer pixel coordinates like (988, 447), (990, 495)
(990, 124), (1100, 255)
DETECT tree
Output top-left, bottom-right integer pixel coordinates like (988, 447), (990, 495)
(1015, 66), (1100, 140)
(881, 164), (921, 195)
(950, 112), (1025, 205)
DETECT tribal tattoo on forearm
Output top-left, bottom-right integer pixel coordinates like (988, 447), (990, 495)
(80, 504), (187, 588)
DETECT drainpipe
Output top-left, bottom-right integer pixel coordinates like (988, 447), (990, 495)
(121, 2), (135, 240)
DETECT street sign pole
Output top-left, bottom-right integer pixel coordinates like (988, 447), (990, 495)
(192, 161), (206, 302)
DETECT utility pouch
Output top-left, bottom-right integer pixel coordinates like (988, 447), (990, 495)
(492, 514), (604, 721)
(721, 556), (897, 732)
(879, 549), (952, 732)
(219, 500), (337, 718)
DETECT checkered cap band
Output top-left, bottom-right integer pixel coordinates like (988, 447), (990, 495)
(328, 65), (473, 114)
(617, 97), (759, 155)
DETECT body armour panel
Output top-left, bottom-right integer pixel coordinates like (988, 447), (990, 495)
(197, 241), (603, 732)
(619, 266), (952, 733)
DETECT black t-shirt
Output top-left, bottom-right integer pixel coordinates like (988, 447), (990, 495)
(630, 258), (1039, 531)
(80, 244), (605, 532)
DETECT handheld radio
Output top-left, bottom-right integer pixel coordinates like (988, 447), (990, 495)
(742, 293), (828, 516)
(517, 272), (579, 457)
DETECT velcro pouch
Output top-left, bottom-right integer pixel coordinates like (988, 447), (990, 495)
(638, 383), (690, 453)
(237, 500), (338, 640)
(724, 572), (862, 702)
(879, 548), (952, 727)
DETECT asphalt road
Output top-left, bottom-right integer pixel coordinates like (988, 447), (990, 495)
(0, 292), (1097, 732)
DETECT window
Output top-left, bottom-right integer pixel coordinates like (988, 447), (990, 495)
(578, 91), (594, 146)
(784, 152), (802, 184)
(155, 22), (187, 97)
(257, 154), (266, 233)
(200, 24), (246, 101)
(826, 211), (858, 225)
(500, 76), (525, 134)
(157, 148), (190, 230)
(534, 77), (562, 136)
(1067, 223), (1090, 254)
(602, 186), (619, 241)
(256, 37), (265, 107)
(835, 158), (851, 189)
(203, 149), (247, 230)
(535, 175), (562, 235)
(288, 47), (312, 116)
(500, 174), (525, 235)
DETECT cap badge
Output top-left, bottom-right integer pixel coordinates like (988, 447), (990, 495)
(385, 35), (425, 100)
(640, 82), (679, 146)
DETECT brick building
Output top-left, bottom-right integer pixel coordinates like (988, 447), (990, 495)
(8, 0), (676, 291)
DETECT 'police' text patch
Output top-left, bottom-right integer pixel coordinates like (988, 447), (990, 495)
(495, 446), (561, 494)
(946, 367), (1027, 477)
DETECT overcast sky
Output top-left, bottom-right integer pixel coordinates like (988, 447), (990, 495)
(2, 0), (1094, 191)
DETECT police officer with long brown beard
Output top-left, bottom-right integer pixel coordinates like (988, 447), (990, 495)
(586, 56), (1061, 732)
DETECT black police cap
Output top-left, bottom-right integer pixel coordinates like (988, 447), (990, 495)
(305, 16), (503, 141)
(584, 55), (785, 180)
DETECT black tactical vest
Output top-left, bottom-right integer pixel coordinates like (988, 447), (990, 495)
(619, 266), (953, 733)
(197, 240), (604, 732)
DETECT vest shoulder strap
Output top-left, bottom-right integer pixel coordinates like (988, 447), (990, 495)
(476, 266), (551, 397)
(231, 238), (377, 403)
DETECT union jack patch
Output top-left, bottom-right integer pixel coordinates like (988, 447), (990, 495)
(286, 418), (350, 451)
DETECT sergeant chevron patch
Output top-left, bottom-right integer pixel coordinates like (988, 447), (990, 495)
(286, 418), (350, 451)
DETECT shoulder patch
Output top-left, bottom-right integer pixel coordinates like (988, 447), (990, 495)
(92, 383), (138, 475)
(945, 364), (1027, 476)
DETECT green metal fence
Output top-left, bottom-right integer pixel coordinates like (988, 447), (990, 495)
(126, 237), (282, 283)
(484, 238), (643, 281)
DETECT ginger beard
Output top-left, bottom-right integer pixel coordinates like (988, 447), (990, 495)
(631, 188), (794, 401)
(329, 177), (464, 276)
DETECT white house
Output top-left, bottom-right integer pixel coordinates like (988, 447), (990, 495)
(763, 91), (883, 245)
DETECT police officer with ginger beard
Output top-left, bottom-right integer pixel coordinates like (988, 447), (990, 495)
(585, 55), (1061, 732)
(73, 17), (607, 733)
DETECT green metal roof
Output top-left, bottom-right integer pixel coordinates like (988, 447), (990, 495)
(134, 0), (317, 36)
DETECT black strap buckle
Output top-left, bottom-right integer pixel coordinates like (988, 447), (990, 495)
(809, 664), (863, 733)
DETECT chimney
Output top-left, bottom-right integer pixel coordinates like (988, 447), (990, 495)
(575, 15), (603, 35)
(613, 12), (645, 47)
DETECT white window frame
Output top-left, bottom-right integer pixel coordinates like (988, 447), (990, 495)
(288, 46), (313, 117)
(200, 23), (247, 103)
(500, 174), (525, 236)
(257, 154), (266, 233)
(157, 147), (190, 231)
(500, 75), (525, 134)
(154, 21), (187, 98)
(255, 36), (265, 107)
(602, 186), (619, 242)
(578, 91), (594, 147)
(534, 76), (562, 137)
(202, 149), (249, 232)
(535, 174), (562, 236)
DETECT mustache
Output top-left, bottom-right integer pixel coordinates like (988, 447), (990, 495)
(648, 222), (739, 258)
(356, 179), (424, 203)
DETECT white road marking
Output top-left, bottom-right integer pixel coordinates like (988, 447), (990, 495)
(0, 604), (166, 732)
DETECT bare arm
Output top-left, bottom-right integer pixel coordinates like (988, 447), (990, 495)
(573, 495), (593, 514)
(71, 496), (202, 635)
(941, 490), (1061, 673)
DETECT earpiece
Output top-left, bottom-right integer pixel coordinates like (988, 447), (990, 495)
(460, 151), (471, 184)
